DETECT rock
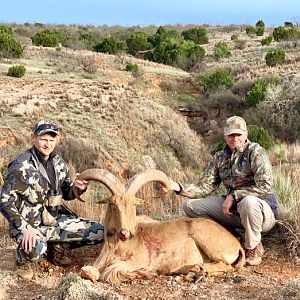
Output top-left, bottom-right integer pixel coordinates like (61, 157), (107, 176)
(45, 273), (125, 300)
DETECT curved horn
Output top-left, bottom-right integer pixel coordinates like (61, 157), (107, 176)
(73, 169), (126, 201)
(125, 169), (171, 197)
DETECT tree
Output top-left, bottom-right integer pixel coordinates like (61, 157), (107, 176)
(255, 20), (265, 36)
(31, 30), (62, 47)
(126, 32), (151, 56)
(0, 26), (23, 58)
(94, 36), (126, 54)
(181, 27), (209, 44)
(148, 26), (180, 47)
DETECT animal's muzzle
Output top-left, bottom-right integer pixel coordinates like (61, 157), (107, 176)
(119, 229), (130, 241)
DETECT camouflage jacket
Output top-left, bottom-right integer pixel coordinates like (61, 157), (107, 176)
(0, 147), (76, 235)
(179, 140), (278, 216)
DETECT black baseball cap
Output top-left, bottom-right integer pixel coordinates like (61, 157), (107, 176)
(33, 120), (59, 136)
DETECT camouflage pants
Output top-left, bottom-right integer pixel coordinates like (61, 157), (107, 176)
(15, 214), (104, 263)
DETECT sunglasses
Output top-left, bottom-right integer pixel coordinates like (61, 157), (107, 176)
(34, 122), (58, 133)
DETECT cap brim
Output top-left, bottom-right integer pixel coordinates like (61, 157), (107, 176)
(224, 129), (247, 135)
(36, 129), (58, 136)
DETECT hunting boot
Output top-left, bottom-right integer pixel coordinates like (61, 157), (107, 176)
(245, 242), (265, 266)
(15, 261), (34, 280)
(48, 243), (71, 267)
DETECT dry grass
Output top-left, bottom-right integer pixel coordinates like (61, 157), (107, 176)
(269, 142), (300, 257)
(0, 26), (299, 234)
(277, 277), (300, 300)
(0, 44), (209, 228)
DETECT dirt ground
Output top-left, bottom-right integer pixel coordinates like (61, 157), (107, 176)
(0, 236), (299, 300)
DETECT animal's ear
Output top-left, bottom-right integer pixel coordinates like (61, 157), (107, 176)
(95, 196), (111, 204)
(135, 197), (146, 205)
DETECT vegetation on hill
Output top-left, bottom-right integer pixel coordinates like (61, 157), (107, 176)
(0, 20), (299, 254)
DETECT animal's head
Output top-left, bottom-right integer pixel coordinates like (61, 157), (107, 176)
(74, 168), (171, 242)
(104, 194), (137, 241)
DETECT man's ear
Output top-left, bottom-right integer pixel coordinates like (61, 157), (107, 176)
(55, 135), (60, 144)
(31, 133), (36, 142)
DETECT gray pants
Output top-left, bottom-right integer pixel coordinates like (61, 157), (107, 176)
(182, 195), (276, 249)
(15, 214), (104, 263)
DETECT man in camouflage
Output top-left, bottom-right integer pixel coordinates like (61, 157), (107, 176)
(0, 120), (104, 280)
(165, 116), (278, 266)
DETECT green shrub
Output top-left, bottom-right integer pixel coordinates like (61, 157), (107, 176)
(181, 27), (209, 44)
(77, 31), (100, 50)
(198, 68), (234, 92)
(31, 30), (61, 47)
(248, 125), (274, 150)
(186, 44), (205, 69)
(273, 26), (300, 41)
(0, 25), (13, 35)
(245, 26), (256, 37)
(94, 36), (126, 54)
(34, 22), (44, 27)
(0, 33), (23, 58)
(246, 79), (276, 106)
(150, 38), (183, 65)
(261, 35), (273, 46)
(213, 42), (231, 60)
(148, 26), (180, 47)
(255, 20), (265, 36)
(126, 32), (151, 56)
(273, 26), (288, 41)
(7, 65), (26, 78)
(265, 48), (285, 66)
(287, 27), (300, 40)
(231, 34), (239, 41)
(284, 21), (294, 27)
(234, 39), (246, 50)
(125, 62), (139, 73)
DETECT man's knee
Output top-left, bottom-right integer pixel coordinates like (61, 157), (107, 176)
(85, 222), (104, 242)
(182, 198), (209, 218)
(16, 239), (47, 262)
(182, 199), (196, 217)
(238, 196), (260, 214)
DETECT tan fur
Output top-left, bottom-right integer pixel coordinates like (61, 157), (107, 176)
(78, 169), (245, 284)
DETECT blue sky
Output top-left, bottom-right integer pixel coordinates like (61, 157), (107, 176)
(1, 0), (299, 27)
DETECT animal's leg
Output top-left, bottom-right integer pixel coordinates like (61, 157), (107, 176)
(129, 268), (158, 279)
(192, 235), (226, 262)
(200, 261), (234, 276)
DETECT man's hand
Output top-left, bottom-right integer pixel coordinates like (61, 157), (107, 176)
(223, 194), (235, 218)
(74, 173), (89, 191)
(22, 227), (45, 252)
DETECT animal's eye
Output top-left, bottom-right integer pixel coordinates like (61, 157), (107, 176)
(107, 231), (114, 237)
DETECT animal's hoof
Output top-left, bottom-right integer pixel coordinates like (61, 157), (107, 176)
(193, 272), (205, 283)
(81, 266), (100, 283)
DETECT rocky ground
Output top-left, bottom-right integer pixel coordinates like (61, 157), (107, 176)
(0, 236), (299, 300)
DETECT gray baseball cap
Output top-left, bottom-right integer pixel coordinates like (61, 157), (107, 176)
(224, 116), (247, 135)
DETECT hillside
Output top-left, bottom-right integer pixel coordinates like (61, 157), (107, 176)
(0, 45), (207, 176)
(0, 24), (300, 300)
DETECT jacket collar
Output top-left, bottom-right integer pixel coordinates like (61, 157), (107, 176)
(224, 139), (251, 156)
